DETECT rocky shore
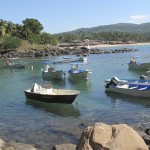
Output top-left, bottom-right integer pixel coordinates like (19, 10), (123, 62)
(0, 122), (149, 150)
(0, 47), (138, 58)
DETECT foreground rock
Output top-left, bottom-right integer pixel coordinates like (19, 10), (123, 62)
(52, 143), (76, 150)
(0, 140), (37, 150)
(0, 122), (149, 150)
(76, 122), (149, 150)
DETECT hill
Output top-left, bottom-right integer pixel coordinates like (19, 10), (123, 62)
(64, 23), (150, 34)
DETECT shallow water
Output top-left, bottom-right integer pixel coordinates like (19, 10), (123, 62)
(0, 45), (150, 149)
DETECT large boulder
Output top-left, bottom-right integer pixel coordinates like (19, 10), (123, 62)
(76, 122), (149, 150)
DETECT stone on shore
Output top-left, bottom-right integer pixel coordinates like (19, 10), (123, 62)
(5, 141), (37, 150)
(76, 122), (149, 150)
(52, 143), (76, 150)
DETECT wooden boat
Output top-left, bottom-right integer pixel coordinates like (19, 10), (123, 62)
(68, 62), (92, 80)
(105, 77), (150, 98)
(4, 58), (27, 69)
(24, 83), (80, 104)
(42, 61), (65, 80)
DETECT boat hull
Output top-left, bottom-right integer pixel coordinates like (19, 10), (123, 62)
(68, 71), (89, 80)
(105, 86), (150, 98)
(24, 90), (79, 104)
(4, 64), (25, 69)
(128, 63), (150, 70)
(42, 70), (65, 80)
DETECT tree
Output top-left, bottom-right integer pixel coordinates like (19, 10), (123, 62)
(22, 18), (43, 35)
(0, 19), (7, 38)
(40, 32), (57, 45)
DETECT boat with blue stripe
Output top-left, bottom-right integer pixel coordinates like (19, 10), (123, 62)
(105, 77), (150, 98)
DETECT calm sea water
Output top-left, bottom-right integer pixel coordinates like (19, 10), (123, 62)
(0, 45), (150, 149)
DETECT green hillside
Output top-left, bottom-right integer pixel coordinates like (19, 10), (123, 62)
(67, 23), (150, 34)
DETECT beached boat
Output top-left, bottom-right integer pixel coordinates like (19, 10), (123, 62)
(128, 57), (150, 70)
(68, 62), (92, 80)
(42, 61), (65, 80)
(4, 58), (27, 69)
(105, 77), (150, 98)
(24, 83), (80, 104)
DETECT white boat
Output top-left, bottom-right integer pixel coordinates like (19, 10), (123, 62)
(24, 83), (80, 104)
(4, 58), (27, 69)
(68, 62), (92, 80)
(79, 55), (87, 62)
(128, 57), (150, 70)
(105, 77), (150, 98)
(42, 61), (65, 80)
(140, 70), (150, 80)
(53, 55), (88, 64)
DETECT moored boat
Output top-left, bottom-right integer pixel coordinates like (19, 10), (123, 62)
(105, 77), (150, 98)
(4, 58), (27, 69)
(68, 62), (92, 80)
(24, 83), (80, 104)
(140, 70), (150, 80)
(128, 57), (150, 70)
(42, 61), (65, 80)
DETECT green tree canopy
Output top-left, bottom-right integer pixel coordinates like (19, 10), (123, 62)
(22, 18), (43, 35)
(40, 32), (57, 45)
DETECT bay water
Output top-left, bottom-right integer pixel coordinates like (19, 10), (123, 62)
(0, 44), (150, 149)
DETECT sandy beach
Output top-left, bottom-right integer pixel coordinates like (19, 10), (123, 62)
(88, 42), (150, 49)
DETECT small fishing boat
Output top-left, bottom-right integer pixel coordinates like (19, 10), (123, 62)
(68, 62), (92, 80)
(4, 58), (27, 69)
(24, 83), (80, 104)
(128, 57), (150, 70)
(53, 55), (88, 64)
(140, 70), (150, 80)
(105, 77), (150, 98)
(42, 61), (65, 80)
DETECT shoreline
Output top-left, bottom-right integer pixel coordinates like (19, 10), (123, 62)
(85, 42), (150, 49)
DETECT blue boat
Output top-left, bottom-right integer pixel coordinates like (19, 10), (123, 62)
(105, 77), (150, 98)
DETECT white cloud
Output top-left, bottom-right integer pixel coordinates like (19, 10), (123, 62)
(129, 15), (150, 24)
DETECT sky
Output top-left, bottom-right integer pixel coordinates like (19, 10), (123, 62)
(1, 0), (150, 34)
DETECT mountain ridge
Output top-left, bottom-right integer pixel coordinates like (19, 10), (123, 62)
(62, 23), (150, 34)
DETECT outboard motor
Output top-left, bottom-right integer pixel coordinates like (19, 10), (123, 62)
(110, 77), (118, 85)
(140, 75), (145, 79)
(105, 77), (118, 88)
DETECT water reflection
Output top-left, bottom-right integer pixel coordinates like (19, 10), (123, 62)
(105, 92), (150, 108)
(68, 79), (92, 91)
(128, 68), (146, 75)
(25, 99), (80, 117)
